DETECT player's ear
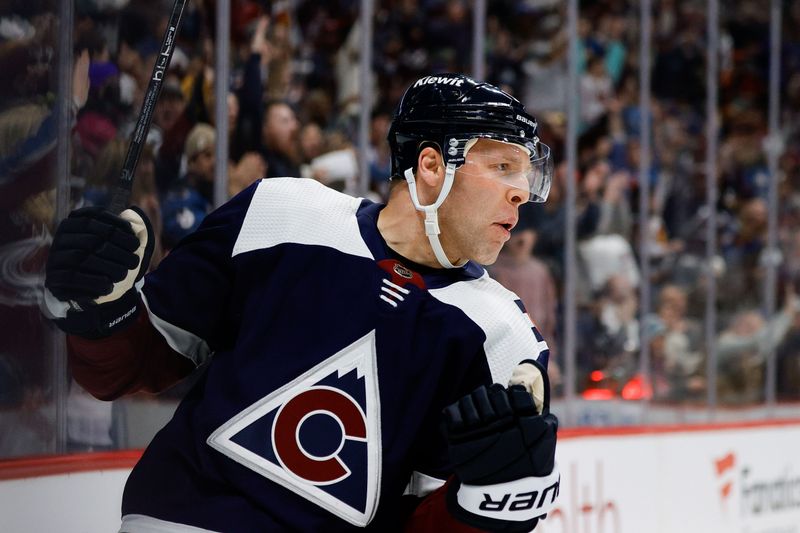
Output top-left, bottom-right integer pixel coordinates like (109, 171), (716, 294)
(416, 146), (443, 188)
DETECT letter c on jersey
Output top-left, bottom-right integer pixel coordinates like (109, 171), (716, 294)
(273, 388), (367, 484)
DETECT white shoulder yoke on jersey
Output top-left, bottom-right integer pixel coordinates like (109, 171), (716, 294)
(232, 178), (374, 260)
(429, 272), (549, 385)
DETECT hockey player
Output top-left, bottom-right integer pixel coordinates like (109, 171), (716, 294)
(43, 74), (559, 532)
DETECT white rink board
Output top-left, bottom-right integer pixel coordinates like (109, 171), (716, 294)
(0, 469), (129, 533)
(538, 423), (800, 533)
(1, 422), (799, 532)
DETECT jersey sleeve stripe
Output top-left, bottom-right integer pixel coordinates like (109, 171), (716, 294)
(120, 514), (220, 533)
(140, 288), (212, 366)
(403, 471), (447, 498)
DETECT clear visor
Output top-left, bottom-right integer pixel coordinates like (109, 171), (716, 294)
(455, 137), (553, 203)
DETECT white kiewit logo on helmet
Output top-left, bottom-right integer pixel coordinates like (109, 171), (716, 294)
(413, 75), (465, 88)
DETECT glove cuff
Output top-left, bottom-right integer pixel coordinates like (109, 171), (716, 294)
(516, 358), (552, 415)
(51, 286), (143, 339)
(446, 465), (560, 532)
(95, 206), (154, 305)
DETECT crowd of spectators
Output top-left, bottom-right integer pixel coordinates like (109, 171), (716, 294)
(483, 0), (800, 405)
(3, 0), (800, 456)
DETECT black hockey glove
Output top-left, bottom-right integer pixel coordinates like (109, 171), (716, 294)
(44, 206), (154, 339)
(443, 362), (559, 532)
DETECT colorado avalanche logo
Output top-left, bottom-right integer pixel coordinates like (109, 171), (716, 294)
(273, 387), (367, 484)
(207, 331), (382, 527)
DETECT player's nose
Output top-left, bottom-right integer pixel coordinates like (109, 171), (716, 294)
(506, 184), (529, 205)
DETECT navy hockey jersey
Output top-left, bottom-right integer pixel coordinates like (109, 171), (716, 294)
(101, 178), (549, 532)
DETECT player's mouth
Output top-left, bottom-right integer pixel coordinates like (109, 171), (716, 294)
(496, 216), (517, 231)
(498, 222), (514, 231)
(492, 220), (515, 239)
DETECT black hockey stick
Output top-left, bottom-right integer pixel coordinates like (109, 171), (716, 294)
(107, 0), (189, 214)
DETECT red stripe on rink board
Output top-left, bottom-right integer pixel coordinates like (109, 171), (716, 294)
(559, 418), (800, 440)
(2, 418), (800, 479)
(0, 449), (143, 481)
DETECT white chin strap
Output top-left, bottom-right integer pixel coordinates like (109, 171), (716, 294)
(404, 165), (462, 269)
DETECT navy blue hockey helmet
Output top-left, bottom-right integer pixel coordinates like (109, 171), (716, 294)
(388, 74), (552, 203)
